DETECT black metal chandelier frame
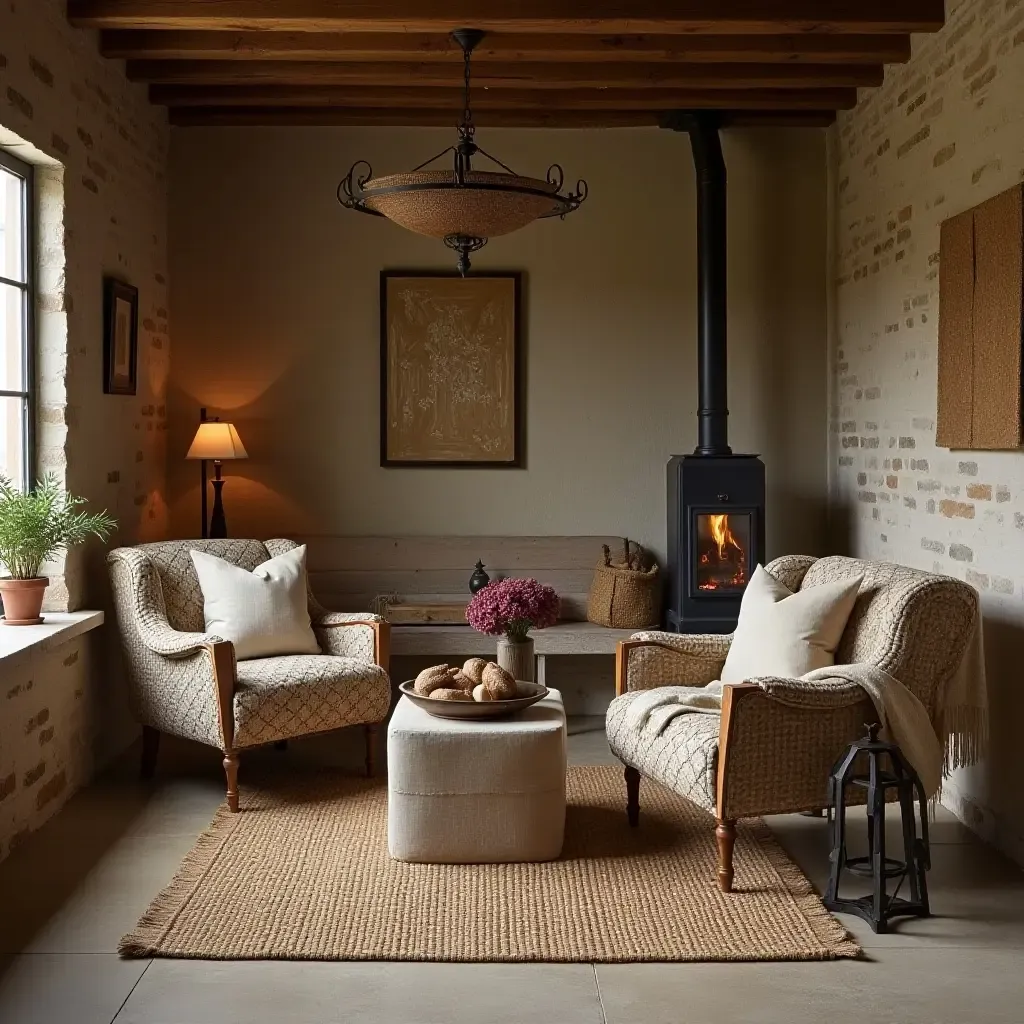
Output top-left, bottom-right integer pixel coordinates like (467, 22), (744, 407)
(337, 28), (588, 274)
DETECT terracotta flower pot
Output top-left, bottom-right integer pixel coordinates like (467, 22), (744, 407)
(0, 577), (48, 625)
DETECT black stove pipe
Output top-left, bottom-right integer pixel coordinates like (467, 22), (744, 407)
(663, 112), (731, 457)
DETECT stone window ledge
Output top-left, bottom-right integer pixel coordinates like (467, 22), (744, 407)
(0, 611), (104, 670)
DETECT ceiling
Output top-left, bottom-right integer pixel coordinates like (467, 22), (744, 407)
(67, 2), (947, 129)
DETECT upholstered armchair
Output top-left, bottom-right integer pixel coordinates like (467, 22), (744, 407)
(607, 555), (980, 892)
(108, 538), (392, 811)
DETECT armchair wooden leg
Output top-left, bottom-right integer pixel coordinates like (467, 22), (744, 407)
(140, 726), (160, 779)
(716, 818), (737, 893)
(223, 750), (240, 812)
(624, 764), (641, 827)
(364, 723), (378, 778)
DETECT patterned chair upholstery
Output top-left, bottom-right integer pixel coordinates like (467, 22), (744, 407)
(607, 555), (980, 892)
(108, 538), (392, 810)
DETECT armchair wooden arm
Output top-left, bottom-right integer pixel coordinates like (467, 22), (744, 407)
(615, 636), (729, 697)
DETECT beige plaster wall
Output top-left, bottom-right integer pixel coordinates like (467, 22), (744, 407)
(168, 125), (829, 565)
(0, 0), (169, 859)
(830, 0), (1024, 864)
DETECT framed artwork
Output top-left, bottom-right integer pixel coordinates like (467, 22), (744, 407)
(380, 270), (523, 467)
(103, 277), (138, 395)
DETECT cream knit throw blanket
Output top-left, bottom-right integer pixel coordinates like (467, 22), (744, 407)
(622, 619), (988, 799)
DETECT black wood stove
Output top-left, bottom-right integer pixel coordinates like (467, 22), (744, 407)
(664, 114), (766, 634)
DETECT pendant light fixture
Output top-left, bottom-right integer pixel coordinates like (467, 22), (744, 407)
(337, 29), (588, 275)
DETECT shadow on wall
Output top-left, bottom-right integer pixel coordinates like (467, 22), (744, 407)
(962, 610), (1024, 849)
(766, 488), (830, 561)
(827, 501), (855, 557)
(818, 498), (1022, 860)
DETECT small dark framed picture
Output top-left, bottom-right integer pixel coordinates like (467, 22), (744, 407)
(103, 277), (138, 395)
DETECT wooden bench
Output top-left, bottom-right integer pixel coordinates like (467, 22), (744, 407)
(297, 535), (645, 688)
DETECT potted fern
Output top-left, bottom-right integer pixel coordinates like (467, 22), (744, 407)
(0, 475), (116, 625)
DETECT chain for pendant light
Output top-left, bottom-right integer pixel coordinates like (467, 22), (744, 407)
(460, 40), (475, 141)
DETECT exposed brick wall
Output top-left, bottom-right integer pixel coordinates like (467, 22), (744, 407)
(0, 1), (170, 860)
(831, 0), (1024, 865)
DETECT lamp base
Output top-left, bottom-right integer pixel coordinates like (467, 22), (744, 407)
(210, 478), (228, 539)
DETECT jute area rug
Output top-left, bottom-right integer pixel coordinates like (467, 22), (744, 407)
(121, 765), (859, 963)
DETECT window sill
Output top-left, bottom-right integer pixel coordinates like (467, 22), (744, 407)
(0, 610), (104, 667)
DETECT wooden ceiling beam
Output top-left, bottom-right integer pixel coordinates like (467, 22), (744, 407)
(168, 106), (836, 128)
(101, 30), (912, 65)
(151, 84), (859, 111)
(68, 1), (946, 35)
(127, 59), (883, 90)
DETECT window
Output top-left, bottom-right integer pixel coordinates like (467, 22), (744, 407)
(0, 149), (34, 489)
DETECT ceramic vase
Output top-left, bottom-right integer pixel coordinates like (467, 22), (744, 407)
(496, 636), (535, 683)
(469, 560), (490, 594)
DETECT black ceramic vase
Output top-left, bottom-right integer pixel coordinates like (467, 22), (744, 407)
(469, 561), (491, 594)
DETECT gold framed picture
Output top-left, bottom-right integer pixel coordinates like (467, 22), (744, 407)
(380, 271), (523, 467)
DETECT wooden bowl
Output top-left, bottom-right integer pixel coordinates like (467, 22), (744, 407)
(399, 681), (550, 720)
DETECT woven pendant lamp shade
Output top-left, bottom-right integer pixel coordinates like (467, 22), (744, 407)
(361, 170), (563, 241)
(337, 29), (586, 273)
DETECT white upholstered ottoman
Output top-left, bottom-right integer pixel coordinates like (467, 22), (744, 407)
(387, 688), (567, 863)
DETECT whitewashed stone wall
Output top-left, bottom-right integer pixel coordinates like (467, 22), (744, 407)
(831, 0), (1024, 864)
(0, 0), (169, 859)
(0, 630), (99, 857)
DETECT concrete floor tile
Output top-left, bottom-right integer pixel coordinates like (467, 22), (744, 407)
(114, 961), (604, 1024)
(767, 811), (1024, 948)
(596, 948), (1024, 1024)
(0, 832), (199, 954)
(567, 716), (618, 766)
(1, 717), (1022, 1024)
(0, 954), (148, 1024)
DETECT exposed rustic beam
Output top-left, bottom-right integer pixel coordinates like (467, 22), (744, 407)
(168, 105), (835, 128)
(127, 59), (882, 90)
(101, 30), (912, 65)
(151, 84), (859, 111)
(68, 1), (946, 35)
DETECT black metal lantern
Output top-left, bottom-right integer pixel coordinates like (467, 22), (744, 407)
(337, 29), (587, 275)
(824, 723), (931, 934)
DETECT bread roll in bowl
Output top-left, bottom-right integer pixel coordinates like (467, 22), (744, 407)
(413, 664), (456, 696)
(481, 662), (517, 700)
(462, 658), (488, 685)
(428, 687), (474, 702)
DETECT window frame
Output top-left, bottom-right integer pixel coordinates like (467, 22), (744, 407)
(0, 148), (36, 490)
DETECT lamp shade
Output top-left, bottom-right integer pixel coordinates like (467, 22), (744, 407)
(361, 170), (564, 241)
(186, 421), (248, 461)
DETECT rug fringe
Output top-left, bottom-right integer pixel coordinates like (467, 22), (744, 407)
(747, 818), (861, 960)
(118, 803), (241, 958)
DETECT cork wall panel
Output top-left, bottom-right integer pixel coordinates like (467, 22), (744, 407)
(936, 184), (1023, 451)
(972, 186), (1023, 450)
(936, 211), (975, 448)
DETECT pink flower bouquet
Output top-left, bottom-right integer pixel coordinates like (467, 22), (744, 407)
(466, 577), (560, 642)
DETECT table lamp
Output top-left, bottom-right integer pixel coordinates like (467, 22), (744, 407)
(186, 408), (248, 538)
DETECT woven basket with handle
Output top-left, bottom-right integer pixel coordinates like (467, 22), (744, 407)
(587, 540), (659, 629)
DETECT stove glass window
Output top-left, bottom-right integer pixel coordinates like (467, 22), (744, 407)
(694, 512), (752, 593)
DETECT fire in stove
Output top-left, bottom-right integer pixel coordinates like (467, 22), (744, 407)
(696, 513), (750, 592)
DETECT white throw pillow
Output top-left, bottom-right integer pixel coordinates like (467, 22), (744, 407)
(720, 565), (863, 685)
(190, 545), (320, 661)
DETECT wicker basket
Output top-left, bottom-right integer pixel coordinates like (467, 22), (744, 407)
(587, 540), (659, 629)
